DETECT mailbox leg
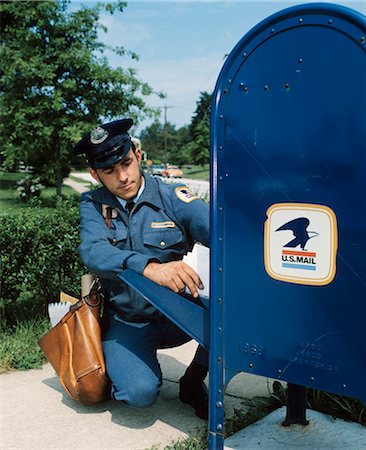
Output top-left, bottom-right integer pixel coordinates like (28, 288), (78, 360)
(208, 366), (224, 449)
(282, 383), (309, 426)
(208, 430), (223, 450)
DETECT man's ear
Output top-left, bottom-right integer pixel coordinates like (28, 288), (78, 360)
(135, 148), (142, 164)
(89, 166), (100, 182)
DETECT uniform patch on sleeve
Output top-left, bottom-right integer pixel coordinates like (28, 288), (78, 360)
(151, 221), (176, 229)
(175, 186), (198, 203)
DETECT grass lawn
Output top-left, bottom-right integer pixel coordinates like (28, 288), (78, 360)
(182, 164), (209, 181)
(0, 318), (50, 373)
(0, 172), (78, 213)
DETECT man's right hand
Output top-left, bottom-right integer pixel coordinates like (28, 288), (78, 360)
(143, 260), (204, 298)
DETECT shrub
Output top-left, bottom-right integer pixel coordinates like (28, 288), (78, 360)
(16, 176), (45, 202)
(0, 198), (85, 325)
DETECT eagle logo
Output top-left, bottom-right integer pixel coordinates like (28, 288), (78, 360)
(276, 217), (319, 250)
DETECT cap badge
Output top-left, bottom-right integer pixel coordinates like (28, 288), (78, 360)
(90, 126), (109, 144)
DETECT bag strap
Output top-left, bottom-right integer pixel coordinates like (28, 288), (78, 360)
(80, 205), (112, 308)
(105, 206), (113, 230)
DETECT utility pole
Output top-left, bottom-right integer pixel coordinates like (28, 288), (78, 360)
(162, 105), (173, 164)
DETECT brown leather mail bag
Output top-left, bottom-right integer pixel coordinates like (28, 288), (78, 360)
(38, 290), (111, 405)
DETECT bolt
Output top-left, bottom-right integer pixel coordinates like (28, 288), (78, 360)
(244, 86), (249, 93)
(223, 89), (228, 94)
(218, 237), (223, 242)
(328, 19), (333, 24)
(310, 376), (315, 381)
(278, 369), (282, 374)
(217, 424), (223, 431)
(228, 79), (232, 84)
(249, 363), (254, 368)
(218, 356), (222, 363)
(218, 267), (223, 272)
(219, 176), (223, 181)
(342, 384), (347, 389)
(298, 58), (303, 64)
(216, 401), (223, 408)
(284, 83), (290, 90)
(218, 298), (222, 304)
(299, 18), (303, 23)
(218, 327), (222, 332)
(361, 36), (365, 43)
(219, 114), (224, 119)
(219, 145), (223, 150)
(264, 84), (269, 91)
(242, 52), (247, 58)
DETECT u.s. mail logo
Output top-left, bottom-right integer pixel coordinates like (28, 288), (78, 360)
(277, 217), (319, 272)
(264, 203), (338, 286)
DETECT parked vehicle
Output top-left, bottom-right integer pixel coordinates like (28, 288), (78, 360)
(162, 165), (183, 178)
(150, 164), (165, 176)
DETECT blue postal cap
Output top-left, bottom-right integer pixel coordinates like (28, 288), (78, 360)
(73, 118), (133, 169)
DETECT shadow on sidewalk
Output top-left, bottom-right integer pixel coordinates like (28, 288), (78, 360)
(41, 354), (206, 434)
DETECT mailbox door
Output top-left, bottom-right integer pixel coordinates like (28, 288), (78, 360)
(211, 3), (366, 402)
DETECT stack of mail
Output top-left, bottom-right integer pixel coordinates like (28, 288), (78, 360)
(47, 292), (78, 327)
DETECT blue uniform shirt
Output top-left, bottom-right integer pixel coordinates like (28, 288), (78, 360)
(79, 172), (209, 322)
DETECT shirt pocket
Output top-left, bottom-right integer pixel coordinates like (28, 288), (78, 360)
(143, 228), (183, 250)
(108, 227), (128, 247)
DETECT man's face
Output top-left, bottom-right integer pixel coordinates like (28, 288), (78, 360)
(89, 148), (143, 200)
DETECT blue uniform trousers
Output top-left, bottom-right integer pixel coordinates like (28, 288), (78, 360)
(102, 315), (208, 408)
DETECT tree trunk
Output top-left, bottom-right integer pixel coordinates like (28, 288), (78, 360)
(56, 164), (62, 197)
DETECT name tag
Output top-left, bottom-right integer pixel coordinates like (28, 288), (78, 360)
(150, 221), (176, 229)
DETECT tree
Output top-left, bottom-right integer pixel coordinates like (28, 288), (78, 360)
(168, 125), (191, 166)
(186, 91), (212, 166)
(139, 121), (166, 163)
(139, 121), (190, 165)
(0, 0), (162, 195)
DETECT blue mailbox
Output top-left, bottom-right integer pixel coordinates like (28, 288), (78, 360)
(120, 3), (366, 449)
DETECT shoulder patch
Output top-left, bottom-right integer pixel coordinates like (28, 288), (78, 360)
(174, 186), (198, 203)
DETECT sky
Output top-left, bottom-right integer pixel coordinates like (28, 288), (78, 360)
(72, 1), (366, 134)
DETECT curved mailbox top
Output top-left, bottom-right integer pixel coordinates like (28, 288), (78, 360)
(213, 2), (366, 89)
(210, 3), (366, 401)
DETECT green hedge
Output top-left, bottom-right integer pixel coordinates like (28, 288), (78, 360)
(0, 199), (85, 325)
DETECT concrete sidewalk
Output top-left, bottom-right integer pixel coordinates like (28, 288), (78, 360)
(1, 341), (275, 450)
(224, 406), (366, 450)
(63, 177), (91, 194)
(2, 343), (366, 450)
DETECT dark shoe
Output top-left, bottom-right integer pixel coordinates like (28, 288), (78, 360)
(179, 376), (208, 420)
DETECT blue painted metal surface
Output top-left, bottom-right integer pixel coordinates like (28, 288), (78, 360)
(118, 270), (209, 349)
(209, 3), (366, 447)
